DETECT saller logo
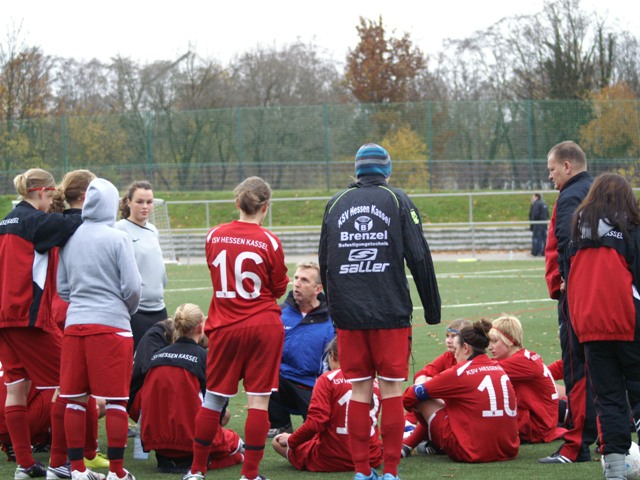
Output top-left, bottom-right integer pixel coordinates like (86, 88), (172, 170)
(348, 248), (378, 261)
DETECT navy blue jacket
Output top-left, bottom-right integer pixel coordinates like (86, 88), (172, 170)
(554, 171), (593, 281)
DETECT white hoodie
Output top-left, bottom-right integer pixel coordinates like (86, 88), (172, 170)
(58, 178), (141, 330)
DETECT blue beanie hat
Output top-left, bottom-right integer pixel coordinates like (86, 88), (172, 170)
(355, 143), (392, 178)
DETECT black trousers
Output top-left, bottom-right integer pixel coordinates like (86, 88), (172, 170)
(268, 375), (313, 428)
(131, 308), (168, 351)
(558, 295), (598, 461)
(585, 340), (640, 455)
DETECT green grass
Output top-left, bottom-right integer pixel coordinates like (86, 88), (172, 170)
(1, 259), (607, 479)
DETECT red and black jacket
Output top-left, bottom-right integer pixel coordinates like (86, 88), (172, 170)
(0, 202), (81, 333)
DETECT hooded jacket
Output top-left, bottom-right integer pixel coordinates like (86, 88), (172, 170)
(57, 178), (141, 331)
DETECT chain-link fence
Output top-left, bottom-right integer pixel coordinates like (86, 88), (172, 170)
(1, 100), (639, 193)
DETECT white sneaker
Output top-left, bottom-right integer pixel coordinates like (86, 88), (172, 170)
(71, 470), (106, 480)
(105, 470), (135, 480)
(182, 472), (205, 480)
(46, 462), (71, 479)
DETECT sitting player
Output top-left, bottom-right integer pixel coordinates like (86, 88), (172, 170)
(0, 363), (54, 462)
(403, 320), (520, 463)
(488, 315), (567, 443)
(402, 319), (471, 456)
(139, 304), (243, 474)
(271, 338), (382, 472)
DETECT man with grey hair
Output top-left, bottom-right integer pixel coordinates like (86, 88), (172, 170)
(267, 261), (334, 438)
(540, 140), (596, 465)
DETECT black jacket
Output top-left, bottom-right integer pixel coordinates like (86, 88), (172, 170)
(318, 175), (441, 329)
(529, 198), (549, 231)
(555, 171), (593, 281)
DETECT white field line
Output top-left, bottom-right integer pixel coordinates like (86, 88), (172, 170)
(168, 268), (546, 293)
(415, 298), (553, 310)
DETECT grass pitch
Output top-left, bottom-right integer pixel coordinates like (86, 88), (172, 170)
(1, 258), (606, 479)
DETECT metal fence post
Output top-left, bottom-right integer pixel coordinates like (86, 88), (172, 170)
(146, 112), (154, 180)
(527, 100), (534, 189)
(236, 107), (244, 182)
(323, 104), (330, 191)
(469, 193), (476, 258)
(62, 115), (68, 173)
(427, 100), (433, 192)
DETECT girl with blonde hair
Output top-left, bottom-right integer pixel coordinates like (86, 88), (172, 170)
(0, 168), (82, 478)
(140, 304), (243, 474)
(489, 315), (565, 444)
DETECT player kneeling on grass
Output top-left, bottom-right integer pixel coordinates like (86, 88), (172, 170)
(403, 320), (520, 463)
(272, 338), (382, 472)
(140, 303), (243, 474)
(489, 315), (567, 444)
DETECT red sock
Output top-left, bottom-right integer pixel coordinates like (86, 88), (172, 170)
(191, 407), (220, 474)
(241, 408), (269, 480)
(381, 396), (404, 477)
(84, 396), (99, 458)
(105, 401), (128, 477)
(4, 405), (35, 467)
(404, 421), (428, 448)
(49, 395), (68, 468)
(348, 400), (372, 475)
(64, 401), (87, 472)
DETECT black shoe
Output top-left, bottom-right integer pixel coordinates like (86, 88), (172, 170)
(266, 423), (293, 438)
(538, 451), (573, 464)
(1, 442), (16, 462)
(31, 444), (50, 454)
(156, 453), (191, 474)
(400, 444), (412, 458)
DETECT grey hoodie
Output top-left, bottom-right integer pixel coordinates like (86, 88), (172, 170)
(58, 178), (141, 330)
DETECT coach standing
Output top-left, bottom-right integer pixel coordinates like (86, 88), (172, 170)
(539, 140), (596, 464)
(319, 143), (441, 480)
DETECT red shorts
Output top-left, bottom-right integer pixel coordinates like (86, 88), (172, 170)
(0, 327), (61, 387)
(337, 327), (411, 382)
(206, 314), (283, 396)
(59, 332), (133, 399)
(428, 408), (468, 462)
(288, 437), (354, 472)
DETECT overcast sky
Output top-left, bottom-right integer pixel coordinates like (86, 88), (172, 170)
(3, 0), (637, 65)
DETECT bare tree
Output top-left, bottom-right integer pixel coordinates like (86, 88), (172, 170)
(229, 41), (342, 107)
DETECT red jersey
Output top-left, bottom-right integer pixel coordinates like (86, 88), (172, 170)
(497, 349), (563, 443)
(204, 220), (289, 331)
(545, 204), (561, 299)
(547, 359), (563, 381)
(287, 369), (383, 472)
(424, 354), (519, 462)
(415, 351), (456, 380)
